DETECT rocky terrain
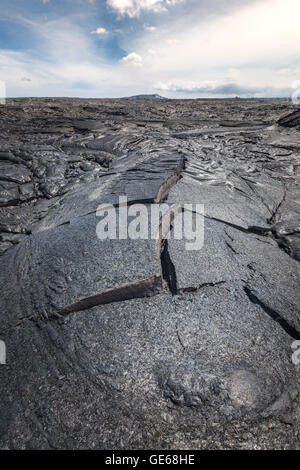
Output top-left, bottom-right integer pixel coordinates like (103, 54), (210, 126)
(0, 98), (299, 449)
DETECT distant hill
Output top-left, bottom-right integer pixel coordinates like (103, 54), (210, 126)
(123, 94), (167, 100)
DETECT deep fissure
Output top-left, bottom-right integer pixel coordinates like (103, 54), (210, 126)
(244, 286), (300, 340)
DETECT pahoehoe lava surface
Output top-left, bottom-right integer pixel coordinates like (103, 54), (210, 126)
(0, 98), (300, 449)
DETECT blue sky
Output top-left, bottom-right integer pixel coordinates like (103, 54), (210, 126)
(0, 0), (300, 97)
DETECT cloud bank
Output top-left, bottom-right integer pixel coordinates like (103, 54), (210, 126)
(106, 0), (184, 18)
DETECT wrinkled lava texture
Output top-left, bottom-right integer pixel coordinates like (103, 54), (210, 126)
(0, 98), (300, 449)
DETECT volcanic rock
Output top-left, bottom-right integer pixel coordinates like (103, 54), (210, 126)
(0, 98), (299, 449)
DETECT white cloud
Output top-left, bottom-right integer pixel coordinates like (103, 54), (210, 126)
(0, 19), (117, 96)
(130, 0), (300, 96)
(153, 78), (293, 98)
(106, 0), (183, 18)
(154, 79), (253, 94)
(120, 52), (143, 67)
(91, 27), (108, 35)
(166, 38), (180, 44)
(154, 79), (212, 92)
(277, 68), (300, 76)
(145, 25), (157, 32)
(170, 0), (297, 70)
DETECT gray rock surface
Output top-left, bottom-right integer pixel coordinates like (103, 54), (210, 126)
(278, 109), (300, 129)
(0, 98), (300, 449)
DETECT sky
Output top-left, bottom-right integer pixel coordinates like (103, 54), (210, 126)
(0, 0), (300, 98)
